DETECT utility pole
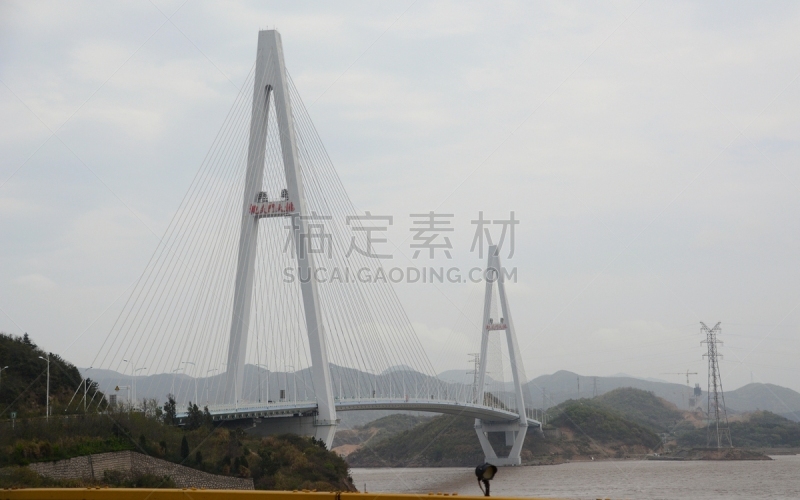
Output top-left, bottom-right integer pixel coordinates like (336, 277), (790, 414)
(38, 354), (50, 421)
(577, 376), (580, 398)
(701, 322), (732, 448)
(133, 367), (147, 408)
(0, 366), (8, 402)
(592, 377), (598, 398)
(182, 361), (197, 406)
(171, 368), (181, 399)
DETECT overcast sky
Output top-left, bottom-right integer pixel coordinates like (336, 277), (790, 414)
(2, 1), (800, 394)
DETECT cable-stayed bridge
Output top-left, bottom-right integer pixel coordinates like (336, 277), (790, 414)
(81, 30), (538, 466)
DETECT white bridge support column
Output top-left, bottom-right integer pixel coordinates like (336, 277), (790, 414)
(224, 30), (337, 447)
(474, 245), (528, 466)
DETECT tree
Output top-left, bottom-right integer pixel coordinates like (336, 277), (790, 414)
(143, 398), (160, 419)
(180, 436), (189, 461)
(195, 450), (203, 465)
(203, 406), (214, 428)
(186, 402), (204, 430)
(163, 394), (177, 425)
(138, 434), (147, 451)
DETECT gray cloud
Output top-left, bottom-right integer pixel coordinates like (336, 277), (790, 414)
(1, 1), (799, 393)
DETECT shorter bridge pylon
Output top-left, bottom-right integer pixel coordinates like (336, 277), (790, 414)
(474, 245), (529, 466)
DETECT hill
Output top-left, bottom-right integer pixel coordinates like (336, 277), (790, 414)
(332, 414), (431, 456)
(526, 370), (696, 410)
(1, 407), (354, 491)
(85, 363), (800, 420)
(677, 411), (800, 449)
(347, 401), (663, 467)
(346, 415), (487, 467)
(725, 383), (800, 415)
(0, 333), (354, 491)
(0, 333), (104, 418)
(591, 387), (686, 433)
(523, 371), (800, 416)
(547, 399), (662, 450)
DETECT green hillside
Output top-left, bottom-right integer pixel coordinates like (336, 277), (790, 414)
(1, 406), (354, 491)
(591, 387), (685, 433)
(547, 399), (662, 449)
(346, 415), (486, 467)
(0, 333), (103, 418)
(333, 414), (431, 449)
(348, 400), (664, 467)
(677, 411), (800, 448)
(0, 333), (354, 491)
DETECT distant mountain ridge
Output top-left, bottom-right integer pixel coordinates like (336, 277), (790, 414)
(82, 366), (800, 417)
(521, 370), (800, 415)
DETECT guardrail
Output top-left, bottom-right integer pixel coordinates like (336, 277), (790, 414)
(0, 489), (563, 500)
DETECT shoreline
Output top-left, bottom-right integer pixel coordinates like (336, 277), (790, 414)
(349, 448), (792, 469)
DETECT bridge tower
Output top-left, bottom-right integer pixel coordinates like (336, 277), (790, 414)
(224, 30), (337, 446)
(474, 245), (529, 466)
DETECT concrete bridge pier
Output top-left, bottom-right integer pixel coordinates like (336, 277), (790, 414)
(474, 419), (528, 466)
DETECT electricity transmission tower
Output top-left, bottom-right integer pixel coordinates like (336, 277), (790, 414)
(701, 322), (732, 448)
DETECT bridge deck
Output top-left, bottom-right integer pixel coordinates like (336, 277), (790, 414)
(178, 398), (541, 428)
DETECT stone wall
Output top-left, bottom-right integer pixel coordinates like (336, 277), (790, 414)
(28, 451), (254, 490)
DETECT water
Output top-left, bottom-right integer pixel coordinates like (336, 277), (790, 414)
(351, 455), (800, 499)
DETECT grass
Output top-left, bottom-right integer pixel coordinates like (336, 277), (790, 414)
(548, 400), (662, 449)
(1, 408), (354, 490)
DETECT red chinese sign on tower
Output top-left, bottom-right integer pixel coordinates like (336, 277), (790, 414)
(249, 200), (296, 218)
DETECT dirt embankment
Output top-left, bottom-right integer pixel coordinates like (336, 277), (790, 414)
(651, 448), (772, 461)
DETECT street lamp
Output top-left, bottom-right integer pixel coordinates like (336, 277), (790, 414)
(285, 364), (297, 404)
(475, 463), (497, 497)
(182, 361), (197, 405)
(171, 368), (182, 399)
(38, 355), (50, 421)
(255, 364), (270, 403)
(206, 368), (218, 405)
(122, 359), (131, 405)
(133, 367), (147, 408)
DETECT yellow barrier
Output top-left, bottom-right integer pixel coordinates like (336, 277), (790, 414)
(0, 489), (563, 500)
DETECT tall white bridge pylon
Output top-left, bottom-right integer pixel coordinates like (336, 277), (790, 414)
(85, 30), (539, 459)
(475, 245), (529, 466)
(224, 29), (336, 445)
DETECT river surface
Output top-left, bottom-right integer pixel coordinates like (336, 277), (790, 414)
(351, 455), (800, 499)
